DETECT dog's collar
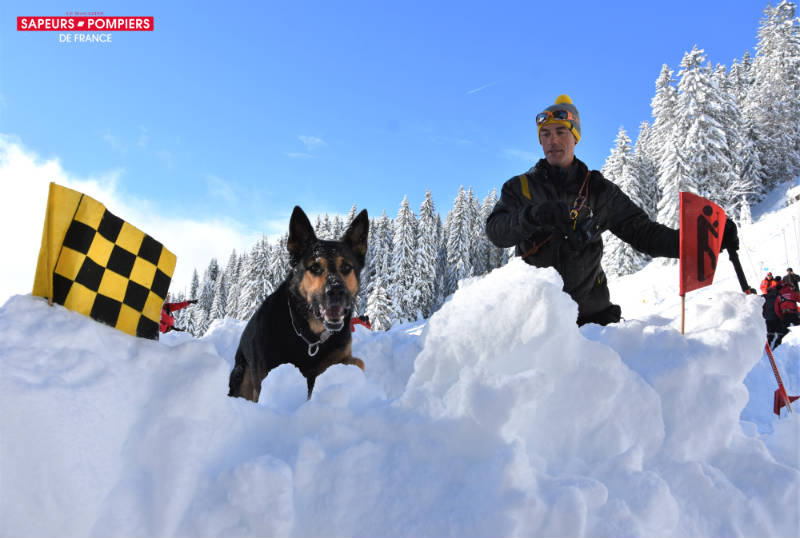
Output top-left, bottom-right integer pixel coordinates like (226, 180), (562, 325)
(287, 298), (332, 357)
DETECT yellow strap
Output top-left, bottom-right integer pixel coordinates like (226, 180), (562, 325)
(520, 175), (531, 199)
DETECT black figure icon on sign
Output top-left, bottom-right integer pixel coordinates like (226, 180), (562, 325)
(697, 205), (719, 282)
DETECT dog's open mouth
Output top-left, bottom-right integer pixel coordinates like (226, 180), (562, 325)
(315, 304), (347, 331)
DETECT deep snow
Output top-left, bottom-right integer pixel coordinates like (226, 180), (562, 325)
(1, 187), (799, 537)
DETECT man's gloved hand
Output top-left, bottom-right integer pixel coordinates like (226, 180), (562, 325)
(721, 218), (739, 252)
(188, 299), (198, 305)
(524, 200), (571, 235)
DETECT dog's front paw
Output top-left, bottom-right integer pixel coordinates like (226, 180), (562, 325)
(342, 357), (365, 371)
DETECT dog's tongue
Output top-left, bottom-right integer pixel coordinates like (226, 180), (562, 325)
(324, 305), (344, 320)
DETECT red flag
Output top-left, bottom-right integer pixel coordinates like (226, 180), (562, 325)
(679, 192), (727, 295)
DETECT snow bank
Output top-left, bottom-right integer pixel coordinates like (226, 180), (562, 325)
(1, 258), (798, 537)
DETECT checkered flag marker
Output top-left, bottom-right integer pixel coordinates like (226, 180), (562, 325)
(33, 183), (177, 339)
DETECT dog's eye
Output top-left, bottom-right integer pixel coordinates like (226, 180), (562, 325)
(308, 263), (323, 275)
(340, 263), (352, 275)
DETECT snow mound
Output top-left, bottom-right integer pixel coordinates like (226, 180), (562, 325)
(1, 258), (798, 537)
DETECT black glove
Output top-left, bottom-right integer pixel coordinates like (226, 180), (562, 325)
(525, 200), (571, 235)
(188, 299), (198, 305)
(721, 218), (739, 252)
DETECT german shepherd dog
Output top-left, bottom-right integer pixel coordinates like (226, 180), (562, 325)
(228, 206), (369, 401)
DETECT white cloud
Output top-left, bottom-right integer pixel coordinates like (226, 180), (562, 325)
(0, 134), (260, 304)
(298, 135), (326, 151)
(206, 173), (237, 204)
(466, 81), (499, 95)
(102, 129), (125, 152)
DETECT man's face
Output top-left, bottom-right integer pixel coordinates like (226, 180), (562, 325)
(539, 123), (576, 169)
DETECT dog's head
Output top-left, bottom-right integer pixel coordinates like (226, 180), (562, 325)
(287, 206), (369, 332)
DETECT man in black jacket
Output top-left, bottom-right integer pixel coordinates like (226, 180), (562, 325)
(486, 94), (738, 326)
(784, 268), (799, 291)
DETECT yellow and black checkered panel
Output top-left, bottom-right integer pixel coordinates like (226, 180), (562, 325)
(49, 196), (176, 339)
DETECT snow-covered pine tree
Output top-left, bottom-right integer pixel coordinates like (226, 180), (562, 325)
(601, 127), (649, 277)
(709, 63), (747, 213)
(739, 195), (753, 225)
(197, 258), (219, 313)
(390, 196), (419, 323)
(237, 237), (269, 320)
(190, 303), (209, 336)
(360, 212), (393, 316)
(189, 269), (200, 302)
(445, 187), (473, 295)
(655, 54), (701, 228)
(432, 214), (448, 311)
(735, 102), (766, 208)
(223, 250), (241, 320)
(633, 122), (660, 219)
(209, 272), (227, 323)
(676, 46), (732, 205)
(474, 189), (502, 275)
(330, 214), (344, 239)
(728, 56), (752, 113)
(601, 126), (633, 184)
(269, 233), (290, 289)
(184, 301), (200, 336)
(192, 258), (221, 335)
(730, 52), (766, 205)
(355, 217), (374, 316)
(316, 214), (333, 239)
(461, 188), (481, 279)
(602, 160), (651, 277)
(413, 190), (439, 319)
(656, 137), (692, 229)
(365, 260), (393, 331)
(358, 214), (381, 314)
(346, 204), (358, 227)
(746, 0), (800, 189)
(650, 64), (680, 185)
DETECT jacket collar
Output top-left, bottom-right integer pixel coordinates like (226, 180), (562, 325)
(530, 157), (589, 191)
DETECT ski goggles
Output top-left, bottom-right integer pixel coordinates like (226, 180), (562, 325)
(535, 109), (578, 126)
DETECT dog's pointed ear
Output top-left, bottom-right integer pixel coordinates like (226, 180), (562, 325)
(287, 206), (316, 263)
(341, 209), (369, 266)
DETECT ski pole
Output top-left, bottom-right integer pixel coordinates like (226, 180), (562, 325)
(727, 248), (755, 294)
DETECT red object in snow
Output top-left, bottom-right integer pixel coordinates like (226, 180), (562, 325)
(350, 316), (372, 332)
(764, 340), (799, 416)
(160, 300), (193, 333)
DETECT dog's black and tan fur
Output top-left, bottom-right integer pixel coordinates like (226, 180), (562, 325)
(228, 206), (369, 401)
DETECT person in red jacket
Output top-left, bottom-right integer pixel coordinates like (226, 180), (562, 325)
(350, 314), (372, 332)
(776, 280), (800, 327)
(760, 272), (776, 294)
(160, 299), (197, 333)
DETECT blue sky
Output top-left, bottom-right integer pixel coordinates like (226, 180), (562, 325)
(0, 0), (771, 296)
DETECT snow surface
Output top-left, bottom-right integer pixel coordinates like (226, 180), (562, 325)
(1, 186), (799, 537)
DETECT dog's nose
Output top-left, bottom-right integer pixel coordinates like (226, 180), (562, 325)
(326, 284), (346, 301)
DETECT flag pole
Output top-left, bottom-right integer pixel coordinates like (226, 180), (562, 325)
(681, 294), (685, 334)
(46, 182), (54, 306)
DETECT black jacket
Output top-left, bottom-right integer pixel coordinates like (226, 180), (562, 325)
(486, 158), (679, 321)
(783, 272), (800, 291)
